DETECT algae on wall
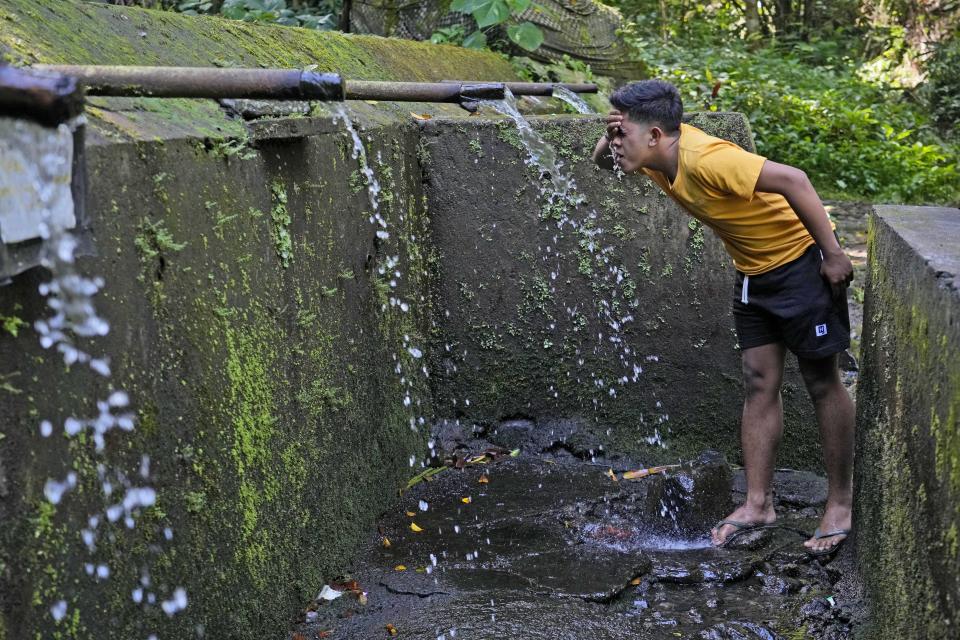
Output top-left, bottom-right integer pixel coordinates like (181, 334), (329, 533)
(855, 206), (960, 639)
(0, 107), (433, 640)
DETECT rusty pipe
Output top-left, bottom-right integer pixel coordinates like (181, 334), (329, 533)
(344, 80), (504, 102)
(442, 80), (597, 96)
(32, 65), (345, 101)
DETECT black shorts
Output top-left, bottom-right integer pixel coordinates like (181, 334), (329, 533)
(733, 243), (850, 359)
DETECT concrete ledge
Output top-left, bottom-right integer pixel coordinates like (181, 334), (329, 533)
(854, 205), (960, 638)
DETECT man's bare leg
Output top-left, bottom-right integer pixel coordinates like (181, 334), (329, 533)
(798, 354), (855, 552)
(712, 342), (786, 546)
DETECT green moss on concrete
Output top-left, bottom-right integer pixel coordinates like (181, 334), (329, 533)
(856, 209), (960, 638)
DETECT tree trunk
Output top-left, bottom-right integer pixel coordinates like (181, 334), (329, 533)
(744, 0), (761, 36)
(774, 0), (793, 34)
(340, 0), (352, 32)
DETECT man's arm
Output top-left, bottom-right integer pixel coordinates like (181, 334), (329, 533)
(754, 160), (853, 298)
(591, 111), (623, 170)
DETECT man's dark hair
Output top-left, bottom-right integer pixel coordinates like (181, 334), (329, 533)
(609, 80), (683, 133)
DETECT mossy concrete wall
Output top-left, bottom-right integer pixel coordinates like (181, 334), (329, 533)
(420, 113), (819, 468)
(0, 1), (518, 639)
(854, 205), (960, 639)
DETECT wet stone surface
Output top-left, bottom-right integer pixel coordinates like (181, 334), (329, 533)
(292, 455), (866, 639)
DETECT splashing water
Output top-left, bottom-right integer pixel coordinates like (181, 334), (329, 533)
(551, 86), (595, 115)
(477, 91), (659, 435)
(7, 114), (185, 632)
(329, 103), (429, 447)
(481, 89), (582, 206)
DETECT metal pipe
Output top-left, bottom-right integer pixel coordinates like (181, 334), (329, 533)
(442, 80), (597, 96)
(32, 65), (345, 101)
(506, 82), (597, 96)
(345, 80), (504, 102)
(0, 65), (85, 127)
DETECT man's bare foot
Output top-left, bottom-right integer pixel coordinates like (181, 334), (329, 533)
(711, 502), (776, 546)
(804, 502), (852, 553)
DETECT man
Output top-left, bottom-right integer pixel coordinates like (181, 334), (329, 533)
(592, 79), (855, 556)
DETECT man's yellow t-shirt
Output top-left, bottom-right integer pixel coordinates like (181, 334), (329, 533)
(642, 123), (820, 276)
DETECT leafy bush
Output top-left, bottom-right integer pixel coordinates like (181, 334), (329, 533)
(447, 0), (544, 52)
(178, 0), (338, 30)
(921, 30), (960, 141)
(622, 32), (959, 204)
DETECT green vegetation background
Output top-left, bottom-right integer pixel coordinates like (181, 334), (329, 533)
(98, 0), (959, 205)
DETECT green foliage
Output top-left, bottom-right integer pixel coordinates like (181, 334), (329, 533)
(921, 29), (960, 141)
(178, 0), (339, 30)
(447, 0), (544, 52)
(618, 29), (959, 204)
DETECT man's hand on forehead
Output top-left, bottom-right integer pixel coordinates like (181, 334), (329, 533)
(605, 110), (623, 140)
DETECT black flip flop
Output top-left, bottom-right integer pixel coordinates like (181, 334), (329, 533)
(806, 527), (851, 558)
(711, 519), (771, 548)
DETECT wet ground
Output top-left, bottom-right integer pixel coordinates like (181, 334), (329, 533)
(289, 203), (871, 640)
(291, 451), (865, 640)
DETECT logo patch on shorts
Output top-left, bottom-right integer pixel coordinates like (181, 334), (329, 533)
(815, 323), (828, 337)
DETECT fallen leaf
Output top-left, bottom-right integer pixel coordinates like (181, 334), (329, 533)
(630, 577), (642, 585)
(410, 522), (424, 532)
(622, 464), (679, 481)
(410, 112), (432, 120)
(382, 537), (392, 548)
(405, 510), (416, 517)
(318, 632), (332, 638)
(293, 633), (308, 640)
(365, 100), (379, 105)
(478, 474), (489, 484)
(386, 623), (398, 636)
(358, 592), (368, 606)
(606, 467), (619, 482)
(510, 448), (521, 457)
(415, 567), (426, 573)
(394, 565), (407, 571)
(461, 496), (472, 504)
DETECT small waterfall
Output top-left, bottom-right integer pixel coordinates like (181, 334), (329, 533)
(551, 86), (595, 114)
(328, 103), (429, 448)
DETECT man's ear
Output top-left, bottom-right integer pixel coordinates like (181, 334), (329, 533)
(648, 126), (664, 147)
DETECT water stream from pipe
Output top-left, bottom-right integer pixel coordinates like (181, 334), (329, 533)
(9, 114), (186, 636)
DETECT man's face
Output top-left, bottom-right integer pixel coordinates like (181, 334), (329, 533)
(609, 114), (658, 173)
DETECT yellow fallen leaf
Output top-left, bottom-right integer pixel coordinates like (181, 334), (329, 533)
(622, 464), (679, 481)
(410, 112), (432, 120)
(461, 496), (472, 504)
(630, 577), (642, 585)
(394, 564), (407, 571)
(382, 537), (392, 548)
(410, 522), (424, 532)
(606, 467), (619, 482)
(405, 510), (416, 517)
(478, 474), (489, 484)
(386, 623), (398, 636)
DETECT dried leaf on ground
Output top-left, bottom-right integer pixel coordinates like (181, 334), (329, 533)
(386, 623), (398, 636)
(394, 565), (407, 571)
(461, 496), (472, 504)
(606, 467), (619, 482)
(410, 112), (432, 120)
(410, 522), (424, 532)
(621, 464), (679, 481)
(478, 473), (489, 484)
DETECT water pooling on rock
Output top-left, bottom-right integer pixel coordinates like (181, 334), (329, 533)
(12, 115), (186, 635)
